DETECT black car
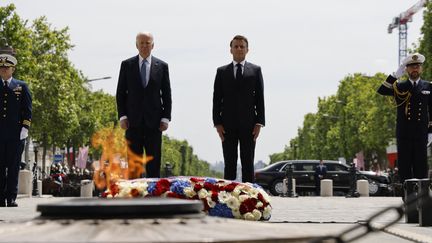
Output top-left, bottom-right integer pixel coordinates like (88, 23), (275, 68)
(254, 160), (392, 196)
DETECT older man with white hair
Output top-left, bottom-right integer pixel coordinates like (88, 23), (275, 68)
(116, 32), (172, 178)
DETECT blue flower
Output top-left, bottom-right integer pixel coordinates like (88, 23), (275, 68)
(204, 178), (218, 184)
(252, 183), (263, 189)
(170, 180), (191, 196)
(208, 204), (234, 218)
(147, 181), (157, 194)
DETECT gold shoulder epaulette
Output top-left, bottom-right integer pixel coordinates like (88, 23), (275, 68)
(23, 120), (31, 126)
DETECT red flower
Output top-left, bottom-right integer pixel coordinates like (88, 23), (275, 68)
(201, 198), (210, 211)
(130, 188), (140, 197)
(191, 177), (204, 183)
(224, 182), (238, 192)
(211, 191), (219, 203)
(204, 182), (216, 191)
(153, 179), (170, 196)
(101, 191), (109, 198)
(194, 184), (203, 192)
(110, 183), (119, 196)
(239, 198), (257, 214)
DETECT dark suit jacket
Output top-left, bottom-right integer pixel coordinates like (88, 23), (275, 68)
(314, 165), (327, 178)
(0, 78), (32, 141)
(377, 75), (432, 139)
(116, 55), (172, 129)
(212, 62), (265, 130)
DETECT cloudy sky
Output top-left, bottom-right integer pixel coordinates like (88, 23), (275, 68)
(1, 0), (425, 164)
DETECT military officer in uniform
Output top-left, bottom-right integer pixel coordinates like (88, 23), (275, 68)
(0, 53), (32, 207)
(377, 53), (431, 184)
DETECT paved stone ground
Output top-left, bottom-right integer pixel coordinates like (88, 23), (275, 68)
(0, 195), (431, 242)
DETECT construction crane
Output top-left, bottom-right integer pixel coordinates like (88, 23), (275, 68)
(388, 0), (428, 65)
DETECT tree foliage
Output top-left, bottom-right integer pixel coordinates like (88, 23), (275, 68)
(270, 73), (396, 168)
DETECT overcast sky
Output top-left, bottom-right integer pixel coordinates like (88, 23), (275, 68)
(1, 0), (426, 165)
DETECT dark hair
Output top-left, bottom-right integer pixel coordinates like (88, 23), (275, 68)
(230, 35), (248, 48)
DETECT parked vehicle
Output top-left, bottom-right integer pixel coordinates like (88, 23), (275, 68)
(254, 160), (392, 196)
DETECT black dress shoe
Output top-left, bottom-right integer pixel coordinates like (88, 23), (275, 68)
(0, 201), (5, 207)
(6, 201), (18, 207)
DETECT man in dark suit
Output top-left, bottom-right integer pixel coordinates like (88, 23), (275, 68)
(212, 35), (265, 183)
(116, 32), (172, 178)
(377, 53), (431, 184)
(314, 160), (327, 195)
(0, 52), (32, 207)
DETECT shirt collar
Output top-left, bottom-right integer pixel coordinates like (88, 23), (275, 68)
(2, 77), (13, 86)
(139, 54), (152, 66)
(233, 60), (246, 67)
(409, 77), (420, 85)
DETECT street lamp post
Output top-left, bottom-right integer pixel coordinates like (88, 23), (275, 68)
(32, 141), (39, 196)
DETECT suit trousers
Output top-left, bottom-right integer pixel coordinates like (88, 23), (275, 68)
(397, 138), (429, 183)
(222, 128), (256, 183)
(0, 140), (20, 202)
(126, 125), (162, 178)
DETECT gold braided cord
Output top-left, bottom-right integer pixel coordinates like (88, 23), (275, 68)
(391, 81), (411, 115)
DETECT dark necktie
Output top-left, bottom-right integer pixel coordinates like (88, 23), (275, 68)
(236, 63), (243, 80)
(3, 80), (7, 88)
(413, 81), (417, 88)
(141, 60), (147, 88)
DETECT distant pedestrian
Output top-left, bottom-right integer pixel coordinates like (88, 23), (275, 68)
(377, 53), (431, 184)
(314, 160), (327, 196)
(0, 51), (32, 207)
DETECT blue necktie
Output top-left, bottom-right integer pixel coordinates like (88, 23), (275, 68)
(141, 60), (147, 88)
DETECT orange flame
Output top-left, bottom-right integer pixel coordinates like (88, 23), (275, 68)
(91, 126), (153, 189)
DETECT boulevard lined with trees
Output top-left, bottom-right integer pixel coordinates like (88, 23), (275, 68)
(270, 2), (432, 170)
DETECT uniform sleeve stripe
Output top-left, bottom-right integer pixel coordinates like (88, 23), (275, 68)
(382, 81), (393, 89)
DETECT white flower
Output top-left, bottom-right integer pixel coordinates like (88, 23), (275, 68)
(198, 189), (209, 199)
(184, 188), (196, 198)
(218, 191), (230, 203)
(118, 187), (131, 197)
(248, 189), (259, 199)
(263, 205), (272, 220)
(232, 208), (242, 219)
(256, 201), (263, 208)
(252, 209), (262, 220)
(232, 188), (242, 197)
(244, 212), (255, 221)
(106, 194), (113, 198)
(226, 196), (240, 210)
(239, 195), (249, 202)
(206, 197), (216, 208)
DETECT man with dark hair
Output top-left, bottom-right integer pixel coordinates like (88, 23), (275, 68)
(377, 53), (431, 184)
(212, 35), (265, 183)
(116, 32), (172, 178)
(0, 52), (32, 207)
(314, 160), (327, 196)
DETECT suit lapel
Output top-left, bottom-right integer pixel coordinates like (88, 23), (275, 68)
(149, 56), (160, 87)
(132, 55), (142, 85)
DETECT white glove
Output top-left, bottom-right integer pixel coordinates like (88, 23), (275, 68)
(428, 133), (432, 147)
(393, 63), (406, 79)
(20, 127), (28, 140)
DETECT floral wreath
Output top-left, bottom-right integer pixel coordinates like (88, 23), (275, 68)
(102, 177), (272, 221)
